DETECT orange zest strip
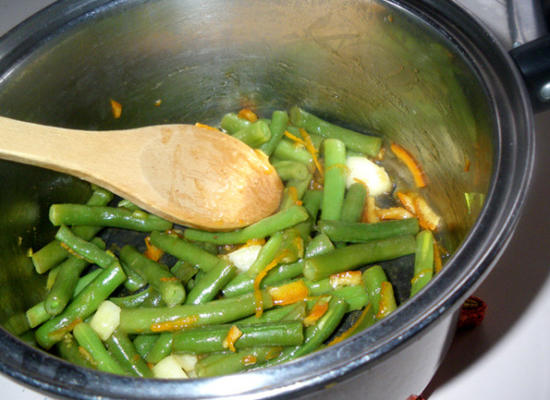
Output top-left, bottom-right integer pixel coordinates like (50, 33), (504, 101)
(245, 238), (266, 247)
(303, 299), (329, 327)
(376, 207), (414, 221)
(328, 304), (372, 346)
(160, 276), (179, 282)
(299, 128), (324, 178)
(237, 108), (258, 122)
(144, 236), (164, 262)
(411, 269), (433, 285)
(241, 355), (257, 366)
(150, 315), (198, 332)
(434, 240), (443, 274)
(396, 192), (415, 215)
(362, 195), (379, 224)
(78, 346), (97, 367)
(194, 122), (220, 131)
(110, 99), (122, 119)
(222, 325), (243, 352)
(265, 346), (283, 360)
(376, 281), (394, 319)
(253, 251), (290, 317)
(59, 242), (87, 260)
(390, 143), (427, 188)
(284, 130), (307, 146)
(414, 195), (441, 231)
(288, 186), (303, 206)
(49, 318), (83, 338)
(329, 271), (362, 289)
(268, 280), (309, 307)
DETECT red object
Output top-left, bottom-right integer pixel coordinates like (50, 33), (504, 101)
(457, 296), (488, 330)
(407, 396), (427, 400)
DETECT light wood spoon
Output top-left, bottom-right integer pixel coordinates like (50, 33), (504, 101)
(0, 116), (284, 230)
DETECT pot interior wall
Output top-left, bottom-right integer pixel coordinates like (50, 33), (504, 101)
(0, 0), (492, 343)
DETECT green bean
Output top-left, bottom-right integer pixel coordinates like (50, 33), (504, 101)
(119, 245), (186, 307)
(246, 231), (284, 276)
(49, 205), (172, 232)
(317, 218), (420, 243)
(119, 291), (274, 334)
(120, 260), (148, 292)
(341, 183), (367, 223)
(45, 237), (106, 316)
(26, 302), (50, 329)
(273, 139), (314, 166)
(116, 199), (140, 211)
(55, 225), (115, 267)
(133, 334), (158, 360)
(35, 263), (126, 349)
(172, 321), (303, 354)
(295, 190), (323, 240)
(272, 160), (310, 181)
(196, 346), (282, 377)
(46, 265), (60, 290)
(232, 120), (271, 148)
(220, 112), (251, 134)
(320, 139), (347, 221)
(32, 188), (113, 274)
(149, 231), (225, 272)
(105, 329), (153, 378)
(362, 265), (387, 313)
(170, 260), (199, 284)
(279, 174), (312, 211)
(303, 235), (417, 281)
(73, 322), (127, 375)
(266, 297), (348, 365)
(145, 332), (173, 364)
(259, 110), (289, 156)
(56, 333), (96, 369)
(305, 278), (368, 311)
(109, 286), (162, 309)
(185, 261), (236, 304)
(289, 106), (382, 156)
(305, 233), (334, 258)
(73, 269), (102, 295)
(410, 230), (435, 297)
(183, 206), (309, 244)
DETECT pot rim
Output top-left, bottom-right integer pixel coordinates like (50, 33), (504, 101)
(0, 0), (535, 399)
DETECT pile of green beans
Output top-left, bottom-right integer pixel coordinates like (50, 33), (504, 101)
(20, 106), (440, 379)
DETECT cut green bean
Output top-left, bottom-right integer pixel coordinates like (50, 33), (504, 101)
(303, 235), (417, 281)
(266, 297), (348, 365)
(133, 334), (158, 360)
(183, 206), (309, 244)
(305, 233), (334, 258)
(232, 120), (271, 148)
(32, 188), (113, 274)
(272, 160), (310, 181)
(410, 230), (435, 297)
(26, 302), (51, 329)
(105, 330), (152, 378)
(238, 302), (307, 325)
(170, 260), (199, 284)
(150, 231), (226, 272)
(196, 346), (282, 377)
(185, 261), (236, 304)
(119, 291), (274, 334)
(55, 225), (116, 267)
(119, 245), (185, 307)
(145, 332), (173, 364)
(273, 139), (314, 166)
(45, 237), (106, 316)
(35, 263), (126, 349)
(73, 322), (127, 375)
(341, 183), (367, 223)
(362, 265), (387, 313)
(220, 112), (251, 134)
(110, 286), (162, 309)
(56, 333), (96, 369)
(259, 110), (289, 156)
(172, 321), (303, 354)
(318, 218), (419, 243)
(320, 139), (347, 221)
(289, 106), (382, 156)
(49, 205), (172, 232)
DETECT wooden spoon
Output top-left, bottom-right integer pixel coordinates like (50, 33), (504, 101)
(0, 116), (284, 230)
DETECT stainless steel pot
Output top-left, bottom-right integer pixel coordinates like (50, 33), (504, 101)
(0, 0), (539, 399)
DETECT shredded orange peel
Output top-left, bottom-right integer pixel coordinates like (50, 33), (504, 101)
(375, 281), (394, 319)
(222, 325), (243, 352)
(144, 236), (164, 262)
(303, 298), (330, 327)
(150, 315), (198, 332)
(253, 251), (291, 317)
(194, 122), (220, 131)
(390, 143), (427, 188)
(329, 271), (362, 289)
(396, 191), (441, 231)
(267, 280), (309, 308)
(328, 304), (372, 346)
(237, 108), (258, 122)
(110, 99), (122, 119)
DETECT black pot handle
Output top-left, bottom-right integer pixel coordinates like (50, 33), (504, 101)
(510, 35), (550, 113)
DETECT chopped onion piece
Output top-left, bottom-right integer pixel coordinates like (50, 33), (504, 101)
(153, 355), (189, 379)
(90, 300), (121, 341)
(173, 353), (198, 373)
(226, 245), (262, 273)
(346, 156), (392, 196)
